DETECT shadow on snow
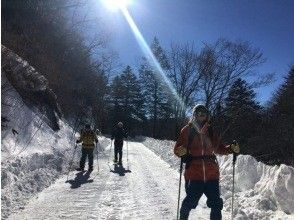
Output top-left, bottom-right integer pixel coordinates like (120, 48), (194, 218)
(66, 171), (94, 188)
(110, 164), (131, 176)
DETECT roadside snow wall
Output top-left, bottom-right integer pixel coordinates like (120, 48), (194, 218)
(1, 46), (110, 219)
(141, 136), (294, 219)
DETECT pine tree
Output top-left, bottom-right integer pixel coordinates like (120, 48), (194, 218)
(109, 75), (125, 124)
(223, 78), (261, 153)
(109, 66), (146, 135)
(264, 66), (294, 164)
(272, 66), (294, 117)
(139, 37), (172, 138)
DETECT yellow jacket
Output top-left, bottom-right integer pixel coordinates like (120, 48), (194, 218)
(77, 129), (98, 148)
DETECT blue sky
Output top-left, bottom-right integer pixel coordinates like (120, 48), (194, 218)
(94, 0), (294, 104)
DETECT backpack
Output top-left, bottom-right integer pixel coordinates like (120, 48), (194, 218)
(81, 130), (96, 146)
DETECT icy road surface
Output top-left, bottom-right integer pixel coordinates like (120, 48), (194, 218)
(9, 142), (220, 220)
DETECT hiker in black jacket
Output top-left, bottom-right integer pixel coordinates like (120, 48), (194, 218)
(111, 122), (128, 165)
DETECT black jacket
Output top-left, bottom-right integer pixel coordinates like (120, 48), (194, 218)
(111, 127), (127, 141)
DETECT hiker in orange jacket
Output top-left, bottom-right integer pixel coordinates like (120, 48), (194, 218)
(174, 104), (239, 220)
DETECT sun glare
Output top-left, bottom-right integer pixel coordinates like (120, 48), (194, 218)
(101, 0), (187, 112)
(103, 0), (131, 11)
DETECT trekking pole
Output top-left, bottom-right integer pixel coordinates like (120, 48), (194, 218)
(127, 140), (129, 163)
(176, 158), (184, 220)
(96, 142), (99, 172)
(108, 140), (113, 164)
(67, 144), (77, 181)
(231, 149), (238, 220)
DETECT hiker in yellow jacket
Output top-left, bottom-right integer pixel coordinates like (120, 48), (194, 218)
(76, 124), (98, 171)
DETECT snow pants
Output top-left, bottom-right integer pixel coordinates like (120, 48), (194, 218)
(80, 148), (94, 169)
(114, 140), (123, 162)
(180, 180), (223, 220)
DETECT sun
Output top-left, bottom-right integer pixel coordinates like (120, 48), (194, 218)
(102, 0), (132, 11)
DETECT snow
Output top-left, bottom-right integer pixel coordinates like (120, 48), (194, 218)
(7, 142), (211, 220)
(3, 133), (293, 219)
(2, 54), (294, 219)
(1, 72), (110, 218)
(2, 101), (294, 219)
(141, 137), (294, 219)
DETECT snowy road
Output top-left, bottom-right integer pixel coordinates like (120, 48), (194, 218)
(8, 142), (218, 220)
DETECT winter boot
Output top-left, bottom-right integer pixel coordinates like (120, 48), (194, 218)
(76, 167), (84, 172)
(88, 166), (93, 172)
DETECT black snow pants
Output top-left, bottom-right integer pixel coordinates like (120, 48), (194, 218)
(180, 180), (223, 220)
(114, 140), (123, 162)
(80, 148), (94, 169)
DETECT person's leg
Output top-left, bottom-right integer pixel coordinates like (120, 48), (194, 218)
(180, 180), (204, 220)
(88, 148), (94, 170)
(204, 180), (223, 220)
(114, 144), (118, 162)
(118, 144), (123, 163)
(79, 148), (87, 170)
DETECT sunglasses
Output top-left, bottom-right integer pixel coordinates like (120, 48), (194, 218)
(195, 111), (208, 117)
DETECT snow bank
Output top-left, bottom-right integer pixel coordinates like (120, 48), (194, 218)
(1, 49), (110, 219)
(1, 118), (110, 219)
(140, 136), (294, 219)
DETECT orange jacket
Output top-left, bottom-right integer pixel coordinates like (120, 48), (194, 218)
(174, 123), (232, 181)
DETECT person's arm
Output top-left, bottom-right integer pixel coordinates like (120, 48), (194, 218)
(111, 129), (115, 140)
(94, 131), (98, 143)
(174, 126), (189, 157)
(212, 134), (234, 155)
(76, 130), (83, 144)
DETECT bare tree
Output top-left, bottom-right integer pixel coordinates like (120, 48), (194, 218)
(198, 39), (267, 114)
(167, 42), (202, 135)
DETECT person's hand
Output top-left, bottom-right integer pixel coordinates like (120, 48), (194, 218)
(175, 146), (187, 157)
(230, 141), (240, 154)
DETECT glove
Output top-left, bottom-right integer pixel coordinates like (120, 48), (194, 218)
(175, 146), (187, 157)
(230, 141), (240, 154)
(76, 140), (81, 144)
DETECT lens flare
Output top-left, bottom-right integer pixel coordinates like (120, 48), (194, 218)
(120, 7), (187, 113)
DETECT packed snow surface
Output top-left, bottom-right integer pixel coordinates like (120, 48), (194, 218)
(8, 142), (213, 220)
(3, 137), (293, 220)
